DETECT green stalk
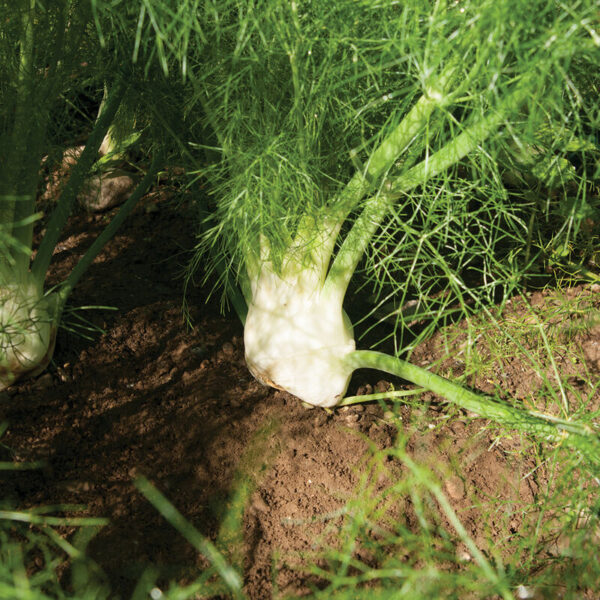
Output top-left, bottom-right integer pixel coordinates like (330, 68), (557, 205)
(31, 76), (127, 284)
(56, 153), (163, 309)
(1, 0), (37, 271)
(324, 78), (531, 300)
(332, 62), (458, 217)
(1, 1), (80, 273)
(345, 350), (600, 467)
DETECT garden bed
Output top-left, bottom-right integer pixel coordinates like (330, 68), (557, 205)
(1, 190), (599, 599)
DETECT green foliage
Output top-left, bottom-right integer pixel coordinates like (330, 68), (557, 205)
(164, 0), (600, 347)
(0, 0), (175, 387)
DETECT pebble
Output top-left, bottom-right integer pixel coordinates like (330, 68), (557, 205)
(516, 585), (536, 599)
(456, 547), (471, 562)
(313, 412), (328, 427)
(444, 475), (466, 500)
(57, 368), (70, 383)
(375, 380), (391, 393)
(251, 495), (269, 513)
(79, 171), (137, 212)
(222, 342), (235, 357)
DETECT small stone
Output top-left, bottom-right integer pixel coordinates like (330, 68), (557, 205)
(251, 495), (269, 513)
(516, 585), (536, 599)
(56, 366), (70, 382)
(375, 380), (391, 393)
(79, 170), (137, 212)
(313, 412), (328, 427)
(457, 548), (471, 562)
(222, 342), (235, 357)
(444, 475), (466, 500)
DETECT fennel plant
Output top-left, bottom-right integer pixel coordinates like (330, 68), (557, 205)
(154, 2), (600, 456)
(0, 1), (169, 390)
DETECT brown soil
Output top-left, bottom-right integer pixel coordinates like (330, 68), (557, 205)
(1, 188), (599, 599)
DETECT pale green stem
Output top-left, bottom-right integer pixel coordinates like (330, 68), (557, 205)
(1, 1), (75, 271)
(331, 62), (458, 216)
(323, 193), (392, 303)
(97, 83), (117, 157)
(345, 350), (600, 467)
(31, 76), (127, 284)
(325, 79), (531, 300)
(339, 388), (423, 406)
(1, 0), (37, 271)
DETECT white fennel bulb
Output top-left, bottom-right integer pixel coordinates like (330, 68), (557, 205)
(0, 271), (58, 390)
(244, 260), (355, 408)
